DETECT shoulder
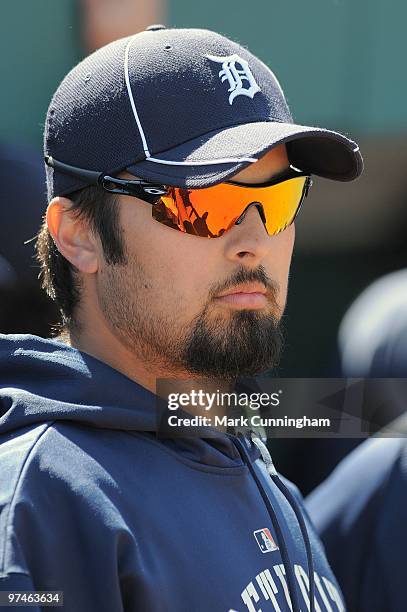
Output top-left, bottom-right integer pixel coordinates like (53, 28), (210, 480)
(0, 422), (124, 521)
(306, 436), (406, 532)
(0, 422), (132, 561)
(305, 436), (407, 609)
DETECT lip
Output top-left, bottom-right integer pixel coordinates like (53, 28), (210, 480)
(216, 283), (267, 298)
(215, 292), (268, 308)
(214, 283), (268, 309)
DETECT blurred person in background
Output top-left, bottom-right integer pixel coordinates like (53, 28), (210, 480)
(282, 267), (407, 496)
(306, 270), (407, 611)
(0, 142), (58, 335)
(81, 0), (165, 51)
(306, 414), (407, 612)
(340, 268), (407, 378)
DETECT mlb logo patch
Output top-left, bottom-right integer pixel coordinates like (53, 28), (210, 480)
(253, 528), (279, 553)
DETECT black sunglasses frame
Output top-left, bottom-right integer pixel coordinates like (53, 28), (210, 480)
(45, 155), (312, 205)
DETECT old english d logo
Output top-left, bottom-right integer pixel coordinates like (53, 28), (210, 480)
(253, 528), (279, 553)
(206, 53), (261, 105)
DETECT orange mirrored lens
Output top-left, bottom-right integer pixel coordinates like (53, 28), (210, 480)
(261, 176), (307, 235)
(152, 177), (308, 237)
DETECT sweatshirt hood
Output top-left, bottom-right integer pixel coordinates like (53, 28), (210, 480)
(0, 334), (325, 611)
(0, 334), (260, 467)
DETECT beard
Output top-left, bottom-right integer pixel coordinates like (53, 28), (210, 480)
(182, 306), (283, 381)
(98, 254), (284, 383)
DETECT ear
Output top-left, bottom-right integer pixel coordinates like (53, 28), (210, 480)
(46, 197), (99, 274)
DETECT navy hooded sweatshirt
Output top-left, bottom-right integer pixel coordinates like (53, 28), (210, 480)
(0, 334), (345, 612)
(306, 432), (407, 612)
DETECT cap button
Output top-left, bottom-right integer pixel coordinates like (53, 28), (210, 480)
(146, 24), (167, 31)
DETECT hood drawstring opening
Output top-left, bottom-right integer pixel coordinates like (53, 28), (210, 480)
(250, 433), (316, 612)
(233, 433), (300, 612)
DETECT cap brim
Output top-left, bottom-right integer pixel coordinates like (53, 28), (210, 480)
(126, 121), (363, 187)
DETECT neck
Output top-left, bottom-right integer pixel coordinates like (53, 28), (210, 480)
(67, 317), (235, 427)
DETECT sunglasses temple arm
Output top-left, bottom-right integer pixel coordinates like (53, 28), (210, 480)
(44, 156), (103, 185)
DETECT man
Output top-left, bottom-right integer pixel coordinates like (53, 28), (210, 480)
(339, 268), (407, 378)
(306, 417), (407, 612)
(305, 270), (407, 612)
(0, 26), (362, 611)
(0, 141), (56, 336)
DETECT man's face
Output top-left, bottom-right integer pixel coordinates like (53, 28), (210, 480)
(96, 145), (295, 381)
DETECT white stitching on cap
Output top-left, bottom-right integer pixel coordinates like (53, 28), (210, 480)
(146, 156), (257, 165)
(124, 36), (258, 167)
(124, 36), (151, 157)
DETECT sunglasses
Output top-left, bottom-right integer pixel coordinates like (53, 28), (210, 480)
(45, 156), (312, 239)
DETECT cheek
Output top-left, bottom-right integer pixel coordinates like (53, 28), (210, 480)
(123, 212), (212, 314)
(266, 226), (295, 307)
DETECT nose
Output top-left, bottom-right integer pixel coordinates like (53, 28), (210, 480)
(235, 202), (267, 230)
(222, 201), (272, 264)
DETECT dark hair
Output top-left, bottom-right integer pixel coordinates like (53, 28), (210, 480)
(36, 185), (126, 334)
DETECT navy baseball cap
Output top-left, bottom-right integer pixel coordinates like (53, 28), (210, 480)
(44, 26), (363, 198)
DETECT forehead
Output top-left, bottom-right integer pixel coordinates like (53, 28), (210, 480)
(231, 145), (289, 183)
